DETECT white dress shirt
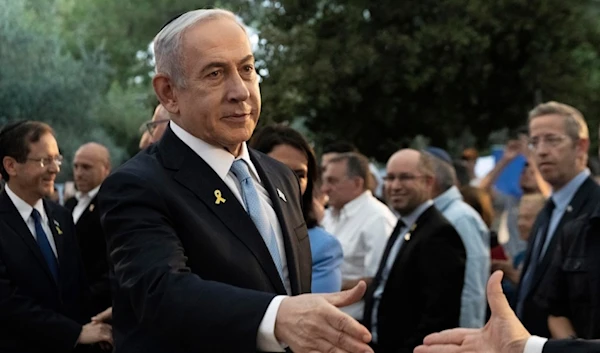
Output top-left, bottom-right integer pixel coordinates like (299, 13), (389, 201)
(5, 185), (58, 258)
(321, 190), (397, 319)
(524, 336), (547, 353)
(72, 185), (100, 223)
(171, 121), (288, 352)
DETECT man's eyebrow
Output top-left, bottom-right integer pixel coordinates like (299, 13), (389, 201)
(200, 55), (255, 72)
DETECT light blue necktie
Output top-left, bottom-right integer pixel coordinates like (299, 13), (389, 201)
(31, 209), (59, 281)
(230, 159), (284, 280)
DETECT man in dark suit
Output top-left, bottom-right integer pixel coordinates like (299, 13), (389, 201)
(414, 271), (600, 353)
(363, 149), (466, 353)
(97, 9), (373, 353)
(0, 121), (112, 352)
(65, 142), (111, 313)
(514, 101), (600, 337)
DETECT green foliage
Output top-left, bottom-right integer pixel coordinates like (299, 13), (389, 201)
(0, 0), (127, 181)
(258, 0), (600, 161)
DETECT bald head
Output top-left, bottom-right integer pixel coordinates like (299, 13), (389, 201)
(384, 149), (434, 214)
(73, 142), (111, 193)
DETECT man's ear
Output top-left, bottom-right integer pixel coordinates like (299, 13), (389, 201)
(153, 74), (181, 115)
(3, 156), (18, 179)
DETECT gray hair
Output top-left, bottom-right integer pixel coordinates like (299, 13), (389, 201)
(528, 101), (589, 141)
(329, 152), (373, 191)
(428, 154), (457, 192)
(153, 9), (245, 88)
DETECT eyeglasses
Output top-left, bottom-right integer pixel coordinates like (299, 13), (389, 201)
(528, 134), (571, 150)
(383, 174), (429, 183)
(26, 155), (63, 168)
(145, 119), (170, 136)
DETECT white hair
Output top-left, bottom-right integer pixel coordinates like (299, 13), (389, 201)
(153, 9), (246, 88)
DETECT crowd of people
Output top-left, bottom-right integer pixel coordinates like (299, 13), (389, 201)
(1, 7), (600, 353)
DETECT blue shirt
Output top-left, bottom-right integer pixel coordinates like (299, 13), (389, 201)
(308, 227), (344, 293)
(434, 186), (490, 328)
(371, 200), (433, 343)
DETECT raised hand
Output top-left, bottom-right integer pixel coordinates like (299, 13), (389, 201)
(275, 281), (373, 353)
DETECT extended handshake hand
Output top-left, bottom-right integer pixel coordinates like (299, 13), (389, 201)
(275, 281), (374, 353)
(78, 307), (113, 351)
(414, 271), (531, 353)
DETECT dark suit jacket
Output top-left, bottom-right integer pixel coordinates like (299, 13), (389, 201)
(98, 127), (312, 353)
(543, 339), (600, 353)
(65, 195), (111, 313)
(0, 192), (87, 353)
(515, 177), (600, 337)
(540, 203), (600, 339)
(363, 205), (466, 353)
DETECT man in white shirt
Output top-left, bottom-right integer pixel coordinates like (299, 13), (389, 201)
(321, 152), (397, 320)
(414, 270), (598, 353)
(97, 9), (374, 353)
(65, 142), (112, 312)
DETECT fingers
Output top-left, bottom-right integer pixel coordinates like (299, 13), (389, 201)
(92, 307), (113, 323)
(95, 323), (114, 345)
(414, 344), (468, 353)
(317, 316), (373, 353)
(422, 329), (478, 346)
(487, 270), (514, 318)
(324, 306), (371, 344)
(323, 281), (367, 308)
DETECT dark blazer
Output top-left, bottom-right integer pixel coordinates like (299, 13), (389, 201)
(65, 195), (111, 313)
(98, 127), (312, 353)
(515, 177), (600, 337)
(540, 204), (600, 339)
(0, 192), (87, 353)
(363, 205), (466, 353)
(543, 339), (600, 353)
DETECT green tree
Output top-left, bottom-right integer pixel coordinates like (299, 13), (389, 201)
(0, 0), (127, 181)
(257, 0), (600, 161)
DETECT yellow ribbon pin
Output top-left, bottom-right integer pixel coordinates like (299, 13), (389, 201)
(55, 226), (63, 235)
(214, 190), (226, 204)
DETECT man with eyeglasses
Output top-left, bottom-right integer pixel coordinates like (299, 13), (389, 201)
(65, 143), (112, 314)
(514, 101), (600, 340)
(362, 149), (466, 353)
(0, 121), (112, 352)
(139, 104), (170, 150)
(321, 152), (397, 320)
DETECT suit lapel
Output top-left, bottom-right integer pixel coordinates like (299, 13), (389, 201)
(251, 151), (301, 295)
(530, 178), (597, 290)
(45, 201), (66, 271)
(0, 192), (58, 287)
(161, 130), (287, 295)
(75, 196), (97, 226)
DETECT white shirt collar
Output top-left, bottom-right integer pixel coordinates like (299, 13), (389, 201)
(75, 184), (101, 201)
(169, 120), (261, 181)
(5, 184), (46, 223)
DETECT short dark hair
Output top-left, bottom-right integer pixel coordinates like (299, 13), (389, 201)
(453, 160), (470, 187)
(249, 124), (319, 228)
(328, 152), (372, 191)
(0, 121), (54, 181)
(322, 141), (358, 154)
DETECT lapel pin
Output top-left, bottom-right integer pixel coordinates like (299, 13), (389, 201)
(214, 190), (226, 205)
(277, 188), (287, 202)
(88, 204), (95, 212)
(404, 232), (411, 241)
(567, 205), (573, 212)
(53, 219), (62, 235)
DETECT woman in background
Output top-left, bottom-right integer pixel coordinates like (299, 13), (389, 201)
(250, 124), (343, 293)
